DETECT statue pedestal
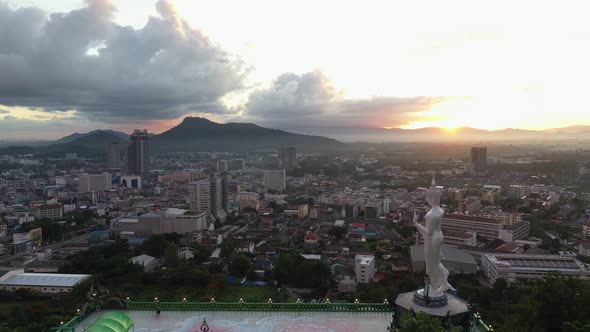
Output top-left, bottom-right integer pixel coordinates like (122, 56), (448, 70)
(394, 289), (470, 326)
(412, 288), (448, 308)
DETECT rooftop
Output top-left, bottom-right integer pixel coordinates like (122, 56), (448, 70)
(484, 253), (587, 271)
(0, 270), (91, 287)
(445, 214), (501, 224)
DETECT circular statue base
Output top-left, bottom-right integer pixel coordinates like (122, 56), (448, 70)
(413, 288), (448, 308)
(395, 290), (469, 319)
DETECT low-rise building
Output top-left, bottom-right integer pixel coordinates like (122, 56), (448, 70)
(0, 270), (91, 294)
(498, 222), (530, 243)
(354, 254), (375, 283)
(482, 211), (524, 226)
(481, 253), (590, 283)
(130, 254), (157, 272)
(442, 214), (502, 241)
(35, 204), (64, 220)
(410, 244), (477, 275)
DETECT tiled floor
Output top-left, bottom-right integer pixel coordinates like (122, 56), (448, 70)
(76, 310), (393, 332)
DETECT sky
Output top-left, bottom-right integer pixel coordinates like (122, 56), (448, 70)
(1, 0), (590, 139)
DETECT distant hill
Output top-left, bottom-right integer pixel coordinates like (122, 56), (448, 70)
(33, 131), (128, 157)
(308, 126), (590, 142)
(56, 129), (128, 144)
(151, 117), (343, 152)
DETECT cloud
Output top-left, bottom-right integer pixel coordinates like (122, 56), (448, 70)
(0, 0), (247, 123)
(244, 71), (440, 130)
(0, 109), (9, 114)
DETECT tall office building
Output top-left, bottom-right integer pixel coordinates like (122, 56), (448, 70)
(107, 142), (121, 169)
(79, 173), (112, 193)
(127, 129), (150, 175)
(470, 147), (487, 175)
(264, 169), (286, 192)
(278, 147), (297, 171)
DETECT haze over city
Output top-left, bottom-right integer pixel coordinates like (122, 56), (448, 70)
(2, 0), (590, 140)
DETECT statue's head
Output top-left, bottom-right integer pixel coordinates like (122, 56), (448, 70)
(426, 175), (441, 207)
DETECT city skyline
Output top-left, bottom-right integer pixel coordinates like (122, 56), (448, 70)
(2, 0), (590, 139)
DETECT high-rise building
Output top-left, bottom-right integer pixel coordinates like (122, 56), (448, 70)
(470, 147), (487, 175)
(210, 176), (227, 222)
(217, 159), (245, 172)
(107, 142), (121, 169)
(263, 169), (286, 192)
(79, 173), (112, 193)
(508, 185), (531, 200)
(188, 178), (210, 214)
(278, 147), (297, 171)
(127, 129), (150, 175)
(221, 175), (229, 212)
(188, 176), (229, 221)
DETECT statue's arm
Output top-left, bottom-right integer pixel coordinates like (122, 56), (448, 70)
(413, 212), (430, 236)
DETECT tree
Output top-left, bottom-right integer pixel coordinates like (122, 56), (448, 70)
(138, 235), (171, 258)
(392, 312), (461, 332)
(493, 278), (508, 299)
(273, 253), (296, 284)
(292, 260), (331, 289)
(229, 254), (252, 277)
(327, 226), (347, 241)
(164, 244), (180, 267)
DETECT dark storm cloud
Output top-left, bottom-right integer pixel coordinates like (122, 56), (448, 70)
(245, 71), (440, 129)
(0, 0), (246, 122)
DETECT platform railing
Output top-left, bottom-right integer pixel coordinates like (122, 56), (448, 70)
(127, 300), (392, 312)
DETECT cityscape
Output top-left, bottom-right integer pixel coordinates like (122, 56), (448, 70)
(1, 1), (590, 332)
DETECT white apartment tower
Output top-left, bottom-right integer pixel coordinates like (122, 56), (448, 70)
(188, 178), (211, 214)
(264, 169), (286, 192)
(79, 173), (112, 193)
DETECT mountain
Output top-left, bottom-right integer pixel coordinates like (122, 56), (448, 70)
(56, 129), (128, 144)
(305, 126), (590, 142)
(152, 117), (342, 152)
(37, 131), (128, 157)
(545, 125), (590, 134)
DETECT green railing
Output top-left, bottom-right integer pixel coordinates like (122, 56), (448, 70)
(127, 301), (392, 312)
(49, 314), (81, 332)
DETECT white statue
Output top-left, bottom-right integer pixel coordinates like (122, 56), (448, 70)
(413, 176), (452, 295)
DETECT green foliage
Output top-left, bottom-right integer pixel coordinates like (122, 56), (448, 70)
(327, 226), (347, 241)
(137, 234), (175, 258)
(229, 254), (252, 277)
(272, 253), (331, 290)
(392, 312), (461, 332)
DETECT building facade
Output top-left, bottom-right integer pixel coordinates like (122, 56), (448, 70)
(498, 222), (530, 242)
(278, 147), (297, 171)
(188, 178), (211, 214)
(470, 147), (487, 175)
(79, 173), (112, 193)
(107, 142), (120, 169)
(442, 214), (502, 241)
(127, 129), (150, 175)
(263, 169), (286, 192)
(354, 254), (375, 283)
(217, 159), (245, 172)
(481, 253), (590, 283)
